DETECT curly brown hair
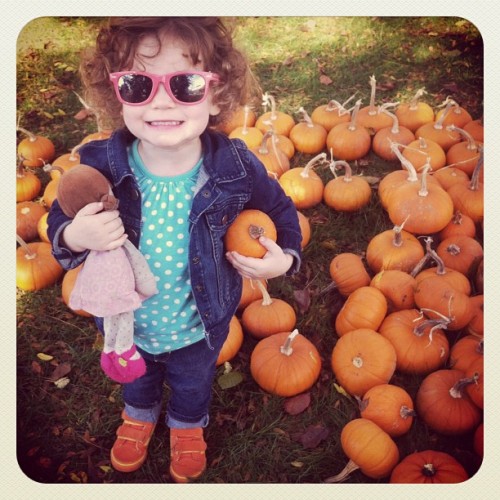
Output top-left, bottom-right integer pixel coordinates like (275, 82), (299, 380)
(79, 17), (260, 130)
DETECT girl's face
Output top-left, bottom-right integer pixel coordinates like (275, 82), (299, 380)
(121, 34), (220, 157)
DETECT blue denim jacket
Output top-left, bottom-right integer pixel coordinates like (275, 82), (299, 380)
(47, 128), (302, 344)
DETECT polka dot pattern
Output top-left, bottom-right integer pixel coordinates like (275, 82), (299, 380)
(128, 142), (204, 353)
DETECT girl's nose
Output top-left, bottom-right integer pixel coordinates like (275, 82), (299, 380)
(150, 82), (176, 107)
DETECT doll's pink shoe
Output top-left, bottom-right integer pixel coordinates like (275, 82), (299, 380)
(101, 347), (146, 383)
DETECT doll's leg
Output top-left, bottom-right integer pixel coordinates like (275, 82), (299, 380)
(101, 313), (146, 383)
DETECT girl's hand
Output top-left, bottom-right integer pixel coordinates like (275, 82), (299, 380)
(225, 236), (293, 280)
(62, 202), (128, 252)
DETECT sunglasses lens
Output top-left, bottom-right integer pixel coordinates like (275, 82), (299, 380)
(117, 74), (154, 104)
(170, 73), (207, 103)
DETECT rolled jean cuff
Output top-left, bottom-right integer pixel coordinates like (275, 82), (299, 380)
(167, 413), (209, 429)
(124, 402), (162, 424)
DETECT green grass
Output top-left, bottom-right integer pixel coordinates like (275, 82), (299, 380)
(16, 16), (483, 484)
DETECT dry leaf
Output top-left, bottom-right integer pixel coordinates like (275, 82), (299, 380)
(292, 424), (330, 449)
(50, 362), (71, 382)
(319, 74), (333, 86)
(54, 377), (70, 389)
(37, 353), (53, 362)
(293, 288), (311, 315)
(284, 392), (311, 415)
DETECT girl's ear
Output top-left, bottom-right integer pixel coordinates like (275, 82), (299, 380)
(209, 99), (221, 117)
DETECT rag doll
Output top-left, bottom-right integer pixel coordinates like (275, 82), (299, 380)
(56, 164), (158, 383)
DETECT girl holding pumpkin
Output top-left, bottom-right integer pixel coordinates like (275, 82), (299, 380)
(47, 17), (301, 482)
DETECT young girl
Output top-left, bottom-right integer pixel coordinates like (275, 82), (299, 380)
(47, 17), (302, 483)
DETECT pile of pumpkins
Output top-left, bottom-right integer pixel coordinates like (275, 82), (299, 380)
(16, 74), (484, 483)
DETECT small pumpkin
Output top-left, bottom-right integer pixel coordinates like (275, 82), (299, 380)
(359, 383), (416, 437)
(255, 93), (295, 136)
(323, 159), (372, 212)
(37, 212), (50, 243)
(465, 356), (483, 410)
(241, 281), (296, 339)
(216, 315), (244, 366)
(278, 153), (326, 209)
(415, 105), (462, 152)
(334, 286), (387, 337)
(17, 126), (55, 167)
(250, 130), (290, 179)
(435, 97), (472, 128)
(16, 235), (64, 291)
(356, 76), (394, 133)
(329, 252), (371, 297)
(16, 158), (41, 202)
(463, 117), (484, 143)
(390, 450), (469, 484)
(61, 264), (92, 317)
(445, 125), (481, 176)
(331, 328), (397, 397)
(438, 211), (476, 240)
(16, 201), (47, 242)
(311, 95), (354, 131)
(466, 294), (484, 338)
(395, 88), (435, 132)
(449, 335), (483, 373)
(416, 368), (482, 435)
(401, 136), (446, 171)
(372, 109), (415, 161)
(250, 329), (322, 397)
(219, 104), (257, 135)
(297, 211), (311, 248)
(370, 269), (416, 311)
(326, 99), (371, 161)
(379, 308), (450, 375)
(325, 418), (399, 482)
(224, 209), (277, 258)
(238, 277), (267, 311)
(436, 234), (483, 277)
(50, 145), (81, 180)
(289, 107), (327, 154)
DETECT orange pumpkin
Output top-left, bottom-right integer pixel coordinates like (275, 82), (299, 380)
(365, 224), (424, 274)
(325, 418), (399, 482)
(17, 127), (55, 167)
(331, 328), (397, 397)
(432, 166), (470, 191)
(436, 235), (483, 276)
(466, 294), (484, 338)
(390, 450), (469, 483)
(216, 315), (244, 366)
(297, 211), (311, 248)
(289, 107), (327, 154)
(438, 211), (476, 240)
(329, 252), (371, 297)
(224, 209), (277, 258)
(416, 368), (482, 435)
(359, 383), (416, 437)
(449, 335), (483, 373)
(395, 88), (435, 132)
(278, 153), (326, 209)
(50, 146), (81, 180)
(323, 160), (372, 212)
(372, 109), (415, 161)
(61, 264), (92, 317)
(16, 201), (47, 242)
(37, 212), (50, 243)
(463, 117), (483, 143)
(465, 356), (483, 409)
(415, 119), (461, 152)
(16, 236), (63, 291)
(80, 129), (113, 144)
(401, 137), (446, 171)
(250, 130), (290, 179)
(311, 96), (353, 131)
(356, 76), (394, 133)
(334, 287), (387, 337)
(219, 104), (257, 135)
(229, 122), (264, 149)
(379, 309), (450, 375)
(238, 277), (267, 311)
(370, 269), (416, 311)
(16, 159), (41, 202)
(250, 329), (322, 397)
(445, 125), (481, 176)
(255, 93), (295, 136)
(241, 281), (296, 339)
(435, 98), (472, 128)
(326, 99), (371, 161)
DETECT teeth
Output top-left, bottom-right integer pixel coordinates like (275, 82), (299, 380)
(149, 120), (181, 126)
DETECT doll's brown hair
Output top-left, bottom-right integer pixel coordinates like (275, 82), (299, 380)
(79, 17), (260, 130)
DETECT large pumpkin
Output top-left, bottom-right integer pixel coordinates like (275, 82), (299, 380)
(331, 328), (397, 397)
(390, 450), (469, 483)
(250, 329), (322, 397)
(224, 209), (277, 258)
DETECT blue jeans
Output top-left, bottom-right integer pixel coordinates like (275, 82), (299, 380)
(122, 333), (227, 429)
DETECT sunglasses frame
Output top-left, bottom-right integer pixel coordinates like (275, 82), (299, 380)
(109, 70), (220, 106)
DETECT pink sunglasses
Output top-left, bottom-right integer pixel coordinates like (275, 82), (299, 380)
(109, 70), (220, 106)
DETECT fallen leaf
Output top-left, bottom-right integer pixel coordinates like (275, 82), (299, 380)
(284, 392), (311, 415)
(217, 371), (243, 390)
(319, 74), (333, 86)
(31, 361), (42, 375)
(333, 382), (350, 398)
(37, 353), (53, 362)
(292, 424), (330, 449)
(50, 362), (71, 382)
(291, 461), (304, 468)
(293, 288), (311, 315)
(74, 108), (91, 120)
(54, 377), (70, 389)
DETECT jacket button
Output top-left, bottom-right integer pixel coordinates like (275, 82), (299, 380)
(195, 284), (204, 292)
(202, 190), (211, 198)
(192, 256), (200, 264)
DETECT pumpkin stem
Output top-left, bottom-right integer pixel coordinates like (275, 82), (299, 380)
(400, 405), (418, 419)
(433, 98), (455, 130)
(446, 124), (478, 152)
(413, 311), (450, 345)
(408, 88), (427, 110)
(468, 146), (483, 192)
(389, 141), (418, 182)
(297, 107), (314, 128)
(422, 463), (437, 477)
(242, 105), (251, 133)
(280, 329), (299, 356)
(248, 224), (266, 240)
(367, 74), (377, 114)
(348, 99), (363, 131)
(391, 216), (409, 247)
(330, 160), (353, 183)
(16, 126), (37, 142)
(413, 236), (448, 277)
(380, 107), (400, 134)
(324, 459), (360, 483)
(256, 279), (273, 306)
(449, 373), (479, 399)
(16, 157), (27, 177)
(16, 234), (36, 259)
(417, 162), (432, 197)
(301, 152), (327, 178)
(262, 92), (277, 120)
